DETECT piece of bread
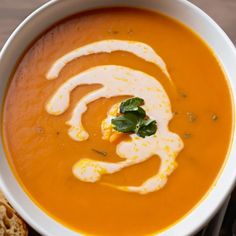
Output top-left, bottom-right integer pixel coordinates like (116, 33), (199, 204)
(0, 191), (28, 236)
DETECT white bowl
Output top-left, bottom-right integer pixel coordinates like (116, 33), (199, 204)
(0, 0), (236, 235)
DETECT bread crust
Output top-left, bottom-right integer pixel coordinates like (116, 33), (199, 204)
(0, 191), (28, 236)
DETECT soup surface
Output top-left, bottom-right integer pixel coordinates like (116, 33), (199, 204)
(2, 8), (232, 235)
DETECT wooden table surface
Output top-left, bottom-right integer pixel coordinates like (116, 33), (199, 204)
(0, 0), (235, 235)
(0, 0), (236, 48)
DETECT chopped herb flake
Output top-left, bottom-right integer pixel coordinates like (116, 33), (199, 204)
(183, 133), (192, 139)
(91, 148), (108, 157)
(186, 112), (197, 122)
(178, 90), (187, 98)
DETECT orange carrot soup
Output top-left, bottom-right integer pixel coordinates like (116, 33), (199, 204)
(2, 8), (233, 236)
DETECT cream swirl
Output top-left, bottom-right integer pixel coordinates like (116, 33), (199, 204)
(45, 40), (183, 194)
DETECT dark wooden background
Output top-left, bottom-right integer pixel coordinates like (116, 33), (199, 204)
(0, 0), (236, 48)
(0, 0), (235, 235)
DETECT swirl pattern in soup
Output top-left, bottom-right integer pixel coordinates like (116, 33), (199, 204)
(3, 7), (232, 236)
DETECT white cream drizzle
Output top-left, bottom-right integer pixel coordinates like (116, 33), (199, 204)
(46, 39), (170, 80)
(46, 65), (184, 194)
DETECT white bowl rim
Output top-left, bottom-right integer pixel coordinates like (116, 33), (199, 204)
(0, 0), (236, 236)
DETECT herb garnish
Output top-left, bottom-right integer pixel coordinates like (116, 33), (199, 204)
(111, 97), (157, 138)
(183, 133), (192, 139)
(111, 113), (139, 133)
(178, 90), (187, 98)
(91, 148), (108, 157)
(186, 112), (197, 122)
(136, 119), (157, 138)
(119, 97), (145, 116)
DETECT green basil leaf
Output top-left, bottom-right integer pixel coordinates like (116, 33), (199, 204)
(137, 120), (157, 138)
(112, 97), (157, 138)
(133, 107), (146, 118)
(111, 113), (139, 133)
(120, 97), (144, 114)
